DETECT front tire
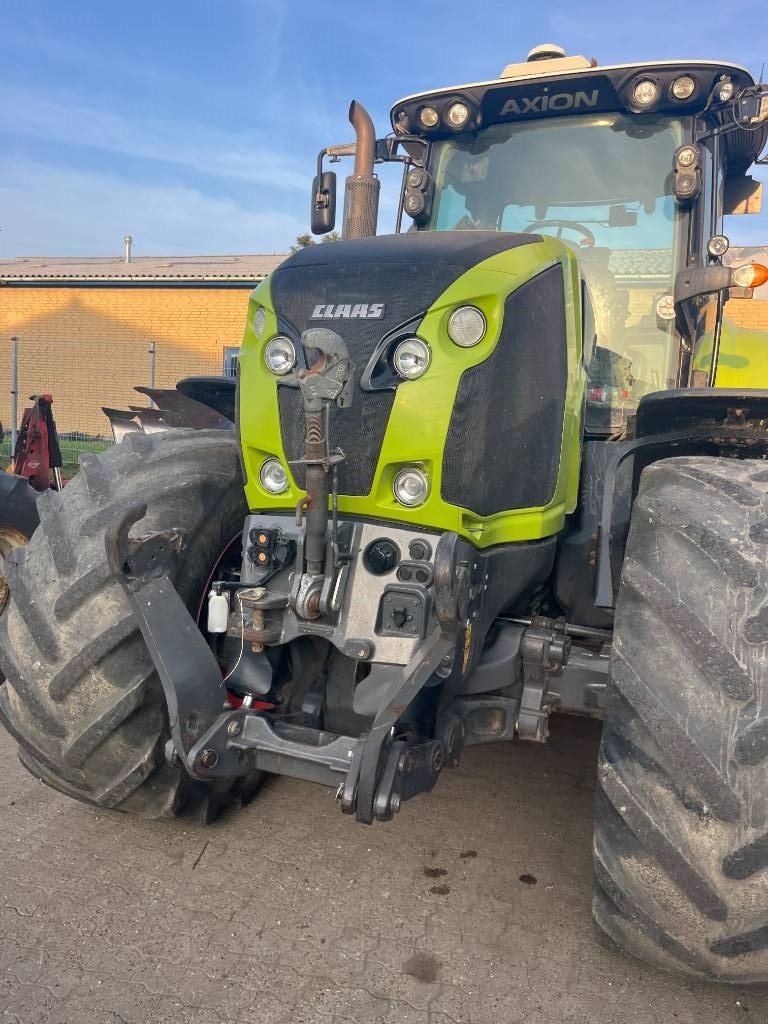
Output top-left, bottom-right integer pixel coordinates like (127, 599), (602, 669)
(593, 456), (768, 983)
(0, 430), (257, 821)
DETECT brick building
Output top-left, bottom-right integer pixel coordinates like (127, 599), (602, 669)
(0, 254), (283, 437)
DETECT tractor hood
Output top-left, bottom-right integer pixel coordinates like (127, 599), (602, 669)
(270, 231), (540, 333)
(268, 232), (541, 497)
(239, 228), (584, 546)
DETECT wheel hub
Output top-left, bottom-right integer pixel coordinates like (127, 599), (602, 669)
(0, 526), (29, 614)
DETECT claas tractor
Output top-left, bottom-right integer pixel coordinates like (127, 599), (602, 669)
(2, 44), (768, 983)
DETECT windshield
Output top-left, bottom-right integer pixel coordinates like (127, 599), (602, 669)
(422, 113), (686, 432)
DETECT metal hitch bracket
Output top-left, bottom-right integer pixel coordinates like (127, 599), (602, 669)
(105, 503), (470, 821)
(105, 502), (228, 778)
(518, 617), (570, 742)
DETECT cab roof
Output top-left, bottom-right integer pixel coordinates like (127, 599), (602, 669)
(390, 58), (755, 137)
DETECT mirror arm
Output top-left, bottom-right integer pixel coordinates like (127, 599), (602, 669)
(673, 265), (735, 387)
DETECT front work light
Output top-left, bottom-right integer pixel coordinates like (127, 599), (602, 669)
(632, 79), (659, 108)
(393, 467), (429, 507)
(447, 102), (470, 128)
(707, 235), (730, 259)
(673, 145), (702, 203)
(676, 146), (697, 168)
(718, 78), (735, 102)
(419, 106), (439, 128)
(447, 306), (486, 348)
(671, 76), (696, 100)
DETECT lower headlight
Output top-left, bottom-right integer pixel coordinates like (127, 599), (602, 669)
(393, 467), (429, 507)
(394, 337), (431, 379)
(260, 458), (289, 494)
(264, 336), (296, 376)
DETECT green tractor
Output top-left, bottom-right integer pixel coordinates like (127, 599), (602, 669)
(2, 44), (768, 983)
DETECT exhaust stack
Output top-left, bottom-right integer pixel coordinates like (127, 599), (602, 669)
(342, 101), (380, 240)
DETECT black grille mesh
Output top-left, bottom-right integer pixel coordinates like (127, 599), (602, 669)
(441, 266), (567, 516)
(279, 387), (395, 495)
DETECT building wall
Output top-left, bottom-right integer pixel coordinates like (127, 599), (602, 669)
(727, 297), (768, 332)
(0, 285), (252, 436)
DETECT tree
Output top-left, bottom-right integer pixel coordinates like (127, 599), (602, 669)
(289, 233), (315, 253)
(289, 231), (341, 253)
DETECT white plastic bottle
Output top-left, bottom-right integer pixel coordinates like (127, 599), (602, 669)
(207, 587), (229, 634)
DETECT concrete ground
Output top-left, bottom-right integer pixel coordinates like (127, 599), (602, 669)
(1, 716), (766, 1024)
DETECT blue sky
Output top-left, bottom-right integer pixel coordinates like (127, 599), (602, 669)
(1, 0), (766, 257)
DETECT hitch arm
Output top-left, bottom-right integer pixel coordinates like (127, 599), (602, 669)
(105, 502), (227, 777)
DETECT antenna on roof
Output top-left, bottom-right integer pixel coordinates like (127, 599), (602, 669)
(526, 43), (567, 62)
(123, 235), (133, 264)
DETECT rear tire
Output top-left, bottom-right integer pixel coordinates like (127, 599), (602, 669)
(593, 456), (768, 983)
(0, 430), (258, 821)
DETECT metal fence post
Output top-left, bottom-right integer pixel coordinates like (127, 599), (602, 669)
(10, 336), (18, 455)
(148, 341), (156, 406)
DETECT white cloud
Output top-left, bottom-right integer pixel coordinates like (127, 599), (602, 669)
(0, 162), (304, 256)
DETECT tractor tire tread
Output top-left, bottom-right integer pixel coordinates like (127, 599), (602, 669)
(593, 456), (768, 983)
(0, 429), (258, 820)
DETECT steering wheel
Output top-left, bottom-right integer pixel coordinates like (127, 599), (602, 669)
(523, 220), (596, 248)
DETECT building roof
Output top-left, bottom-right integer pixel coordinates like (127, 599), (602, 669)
(0, 253), (286, 283)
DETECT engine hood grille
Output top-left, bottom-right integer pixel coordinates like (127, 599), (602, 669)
(270, 232), (539, 496)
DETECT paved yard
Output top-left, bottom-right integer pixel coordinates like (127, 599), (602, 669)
(1, 715), (766, 1024)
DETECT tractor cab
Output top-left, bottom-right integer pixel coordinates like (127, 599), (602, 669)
(314, 46), (768, 432)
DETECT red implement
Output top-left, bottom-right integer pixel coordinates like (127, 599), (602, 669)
(11, 394), (63, 492)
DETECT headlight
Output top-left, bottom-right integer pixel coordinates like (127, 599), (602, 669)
(632, 79), (659, 108)
(447, 102), (470, 128)
(447, 306), (486, 348)
(671, 76), (696, 100)
(419, 106), (439, 128)
(264, 336), (296, 376)
(260, 459), (289, 494)
(393, 467), (429, 507)
(393, 337), (431, 380)
(253, 306), (266, 337)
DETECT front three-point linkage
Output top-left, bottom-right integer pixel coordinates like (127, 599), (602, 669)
(288, 328), (353, 619)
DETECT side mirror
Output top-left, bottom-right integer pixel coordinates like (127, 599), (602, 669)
(737, 89), (768, 127)
(311, 171), (337, 235)
(608, 204), (637, 228)
(724, 175), (763, 216)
